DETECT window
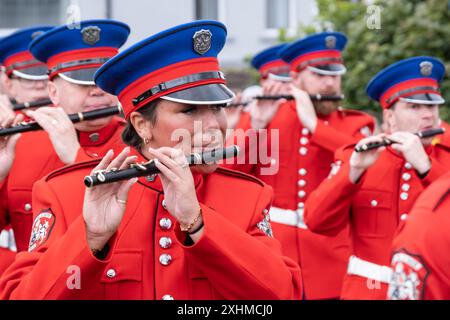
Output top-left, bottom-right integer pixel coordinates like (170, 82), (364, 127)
(0, 0), (67, 29)
(195, 0), (218, 20)
(266, 0), (289, 29)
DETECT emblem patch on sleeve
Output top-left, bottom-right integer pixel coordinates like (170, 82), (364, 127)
(257, 209), (273, 237)
(387, 249), (429, 300)
(28, 209), (56, 252)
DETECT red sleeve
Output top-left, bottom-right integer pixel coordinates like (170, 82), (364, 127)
(419, 157), (449, 188)
(0, 178), (10, 231)
(304, 148), (365, 236)
(0, 178), (117, 299)
(174, 184), (302, 300)
(310, 115), (374, 153)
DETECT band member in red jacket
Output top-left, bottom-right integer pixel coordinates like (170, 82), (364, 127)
(388, 170), (450, 300)
(225, 32), (375, 299)
(0, 20), (129, 274)
(304, 56), (450, 299)
(0, 20), (302, 300)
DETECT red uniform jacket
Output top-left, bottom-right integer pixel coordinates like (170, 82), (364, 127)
(225, 101), (375, 299)
(304, 143), (450, 299)
(0, 155), (302, 300)
(0, 117), (125, 254)
(388, 170), (450, 300)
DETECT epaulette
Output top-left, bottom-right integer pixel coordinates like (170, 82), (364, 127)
(45, 159), (101, 182)
(214, 167), (265, 187)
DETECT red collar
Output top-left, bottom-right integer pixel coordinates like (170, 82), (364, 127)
(78, 117), (123, 147)
(128, 147), (204, 193)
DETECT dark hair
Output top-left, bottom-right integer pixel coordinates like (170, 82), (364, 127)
(122, 99), (160, 150)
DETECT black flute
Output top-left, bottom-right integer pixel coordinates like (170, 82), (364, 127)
(12, 98), (53, 111)
(0, 106), (121, 137)
(255, 94), (344, 101)
(84, 145), (240, 188)
(354, 128), (446, 152)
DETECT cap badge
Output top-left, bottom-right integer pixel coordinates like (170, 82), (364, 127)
(193, 29), (212, 55)
(420, 61), (433, 77)
(325, 35), (337, 49)
(81, 26), (101, 46)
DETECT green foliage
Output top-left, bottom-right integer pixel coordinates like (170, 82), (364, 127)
(297, 0), (450, 121)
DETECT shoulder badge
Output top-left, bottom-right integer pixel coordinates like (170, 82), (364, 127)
(387, 249), (429, 300)
(81, 26), (101, 46)
(28, 209), (56, 252)
(257, 209), (273, 237)
(193, 29), (212, 55)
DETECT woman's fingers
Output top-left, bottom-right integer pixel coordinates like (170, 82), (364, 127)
(118, 155), (138, 171)
(106, 147), (130, 171)
(148, 147), (186, 175)
(90, 149), (114, 175)
(153, 158), (179, 182)
(116, 177), (138, 206)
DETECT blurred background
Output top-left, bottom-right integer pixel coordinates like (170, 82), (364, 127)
(0, 0), (449, 120)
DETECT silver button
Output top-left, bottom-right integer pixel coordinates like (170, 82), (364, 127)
(298, 202), (305, 209)
(401, 184), (410, 192)
(298, 190), (306, 198)
(298, 168), (307, 176)
(159, 237), (172, 249)
(24, 203), (32, 212)
(89, 133), (100, 143)
(162, 294), (174, 300)
(299, 147), (308, 156)
(298, 180), (306, 187)
(404, 162), (412, 170)
(371, 200), (378, 207)
(159, 218), (172, 230)
(400, 192), (409, 201)
(162, 199), (167, 209)
(159, 253), (172, 266)
(400, 214), (408, 221)
(402, 173), (411, 181)
(300, 137), (309, 145)
(106, 269), (116, 279)
(302, 128), (310, 135)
